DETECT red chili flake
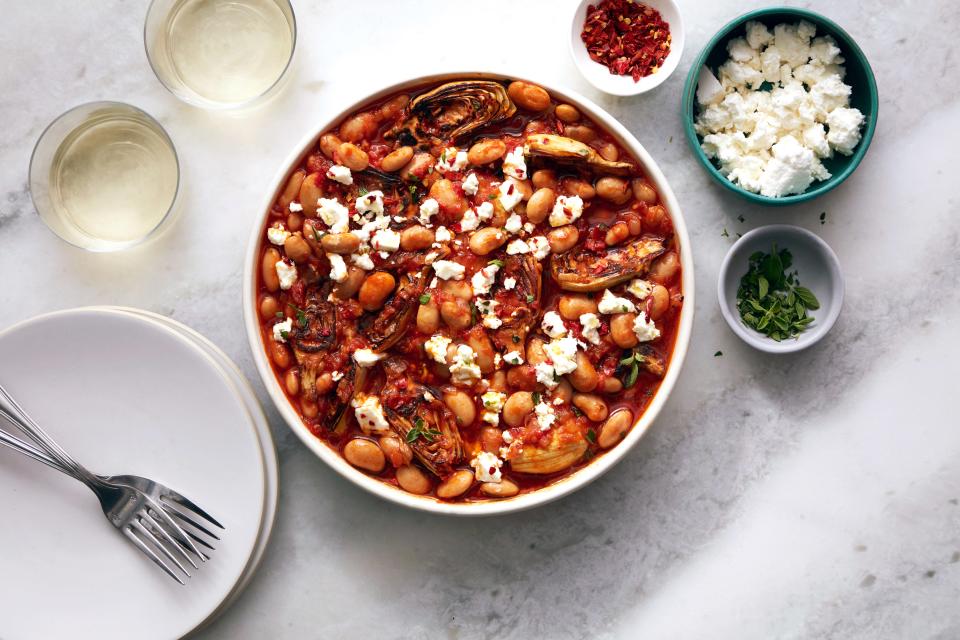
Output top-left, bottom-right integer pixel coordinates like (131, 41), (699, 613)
(580, 0), (672, 82)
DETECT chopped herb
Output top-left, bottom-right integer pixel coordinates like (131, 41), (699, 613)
(488, 259), (505, 268)
(586, 428), (596, 443)
(526, 294), (535, 303)
(820, 212), (827, 225)
(736, 245), (820, 341)
(419, 293), (431, 304)
(487, 193), (496, 200)
(358, 186), (369, 196)
(275, 311), (285, 318)
(406, 417), (440, 443)
(408, 184), (418, 198)
(721, 228), (730, 238)
(714, 350), (723, 357)
(279, 330), (290, 340)
(737, 215), (745, 223)
(571, 405), (584, 418)
(532, 391), (541, 405)
(311, 226), (322, 242)
(623, 362), (639, 388)
(512, 335), (520, 344)
(289, 304), (308, 328)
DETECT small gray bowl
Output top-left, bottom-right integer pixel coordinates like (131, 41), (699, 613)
(718, 225), (844, 353)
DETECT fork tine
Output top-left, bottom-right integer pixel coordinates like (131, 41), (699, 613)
(132, 519), (191, 579)
(163, 502), (221, 542)
(122, 526), (185, 585)
(160, 492), (224, 530)
(146, 498), (207, 561)
(143, 509), (199, 570)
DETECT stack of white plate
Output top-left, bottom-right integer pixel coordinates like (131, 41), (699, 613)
(0, 307), (278, 640)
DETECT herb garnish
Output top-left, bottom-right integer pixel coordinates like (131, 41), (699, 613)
(714, 350), (723, 357)
(406, 417), (441, 443)
(585, 428), (596, 443)
(526, 294), (535, 303)
(275, 311), (285, 318)
(289, 304), (308, 328)
(619, 352), (640, 388)
(419, 293), (431, 304)
(819, 212), (827, 225)
(736, 245), (820, 341)
(532, 391), (541, 405)
(488, 259), (505, 268)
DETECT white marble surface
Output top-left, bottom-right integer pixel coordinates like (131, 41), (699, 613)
(2, 1), (959, 638)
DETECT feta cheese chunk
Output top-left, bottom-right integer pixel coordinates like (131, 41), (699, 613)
(317, 198), (350, 233)
(353, 348), (384, 367)
(461, 173), (479, 196)
(449, 344), (482, 386)
(355, 190), (384, 216)
(272, 317), (293, 342)
(471, 263), (500, 296)
(502, 146), (527, 180)
(434, 226), (452, 242)
(498, 179), (523, 212)
(351, 252), (375, 271)
(503, 277), (517, 290)
(288, 201), (303, 213)
(424, 334), (452, 364)
(476, 299), (501, 329)
(506, 239), (530, 255)
(535, 335), (581, 389)
(598, 289), (636, 314)
(696, 66), (725, 106)
(826, 107), (865, 155)
(432, 260), (465, 281)
(327, 253), (348, 282)
(504, 213), (523, 234)
(459, 208), (480, 231)
(580, 312), (601, 345)
(626, 278), (654, 299)
(633, 311), (661, 342)
(534, 400), (556, 432)
(371, 228), (401, 253)
(275, 260), (298, 290)
(541, 311), (567, 339)
(475, 201), (495, 222)
(326, 164), (353, 185)
(480, 391), (507, 426)
(503, 350), (524, 365)
(549, 195), (584, 227)
(527, 236), (551, 260)
(470, 451), (503, 483)
(352, 395), (391, 435)
(419, 198), (440, 225)
(267, 223), (290, 246)
(436, 147), (468, 173)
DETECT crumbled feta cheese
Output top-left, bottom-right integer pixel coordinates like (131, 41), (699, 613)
(633, 311), (661, 342)
(419, 198), (440, 225)
(353, 348), (384, 367)
(475, 202), (494, 222)
(503, 350), (524, 365)
(423, 390), (434, 401)
(331, 371), (344, 382)
(288, 201), (303, 213)
(272, 317), (292, 342)
(549, 195), (584, 227)
(527, 236), (551, 260)
(449, 344), (482, 386)
(745, 20), (773, 49)
(826, 107), (865, 155)
(471, 263), (500, 296)
(580, 313), (601, 345)
(436, 147), (468, 173)
(535, 336), (581, 388)
(534, 401), (556, 432)
(275, 260), (298, 290)
(461, 173), (479, 196)
(503, 277), (517, 290)
(355, 190), (384, 216)
(434, 226), (452, 242)
(506, 239), (530, 255)
(327, 253), (348, 283)
(267, 223), (290, 246)
(501, 213), (521, 235)
(626, 278), (654, 299)
(352, 395), (391, 434)
(371, 228), (401, 252)
(498, 179), (523, 212)
(351, 252), (375, 271)
(317, 198), (350, 233)
(459, 208), (480, 231)
(502, 146), (527, 180)
(696, 66), (725, 106)
(470, 451), (503, 483)
(481, 391), (507, 414)
(523, 222), (535, 233)
(432, 260), (465, 281)
(598, 289), (636, 314)
(326, 164), (353, 185)
(541, 311), (567, 339)
(424, 334), (452, 364)
(502, 430), (514, 444)
(476, 299), (501, 329)
(759, 135), (817, 198)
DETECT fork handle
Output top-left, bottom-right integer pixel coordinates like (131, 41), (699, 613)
(0, 419), (74, 475)
(0, 384), (99, 486)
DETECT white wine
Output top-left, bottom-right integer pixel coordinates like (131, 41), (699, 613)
(162, 0), (294, 106)
(47, 105), (178, 251)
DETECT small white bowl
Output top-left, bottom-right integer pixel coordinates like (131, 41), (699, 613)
(569, 0), (684, 96)
(717, 225), (844, 354)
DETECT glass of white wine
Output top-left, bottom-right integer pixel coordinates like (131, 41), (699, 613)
(144, 0), (297, 110)
(29, 102), (181, 252)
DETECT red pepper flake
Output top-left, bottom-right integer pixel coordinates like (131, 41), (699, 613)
(580, 0), (672, 82)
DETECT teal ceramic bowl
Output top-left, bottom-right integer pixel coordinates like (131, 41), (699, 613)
(681, 7), (879, 206)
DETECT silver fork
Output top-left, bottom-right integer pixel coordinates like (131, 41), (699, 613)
(0, 384), (223, 584)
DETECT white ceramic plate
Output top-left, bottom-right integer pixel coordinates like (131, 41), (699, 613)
(0, 308), (266, 640)
(102, 307), (279, 632)
(244, 72), (695, 516)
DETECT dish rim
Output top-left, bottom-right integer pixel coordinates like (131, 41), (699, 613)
(680, 5), (880, 206)
(242, 70), (695, 516)
(568, 0), (685, 97)
(717, 224), (844, 353)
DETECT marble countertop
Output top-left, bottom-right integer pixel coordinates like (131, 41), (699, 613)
(2, 1), (959, 638)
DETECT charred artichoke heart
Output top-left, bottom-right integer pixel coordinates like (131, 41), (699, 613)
(549, 235), (666, 292)
(389, 80), (516, 145)
(525, 134), (634, 175)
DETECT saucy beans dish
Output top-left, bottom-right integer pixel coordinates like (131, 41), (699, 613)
(255, 78), (683, 502)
